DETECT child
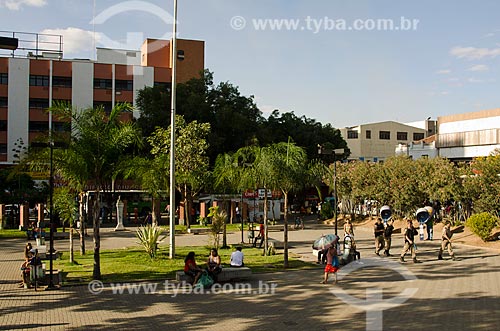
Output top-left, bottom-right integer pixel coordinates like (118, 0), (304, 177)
(321, 245), (339, 284)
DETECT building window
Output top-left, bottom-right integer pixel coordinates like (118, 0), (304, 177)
(0, 120), (6, 131)
(154, 81), (172, 91)
(94, 78), (112, 89)
(347, 130), (358, 139)
(53, 121), (70, 132)
(29, 75), (49, 87)
(29, 98), (50, 109)
(52, 99), (72, 108)
(0, 143), (7, 154)
(29, 121), (49, 132)
(53, 76), (72, 88)
(366, 130), (371, 139)
(379, 131), (391, 140)
(413, 132), (425, 141)
(115, 80), (133, 91)
(93, 101), (113, 114)
(0, 73), (7, 85)
(0, 97), (7, 107)
(397, 132), (408, 141)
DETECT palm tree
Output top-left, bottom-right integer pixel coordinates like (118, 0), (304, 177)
(212, 153), (243, 248)
(50, 103), (142, 280)
(53, 187), (77, 263)
(235, 146), (275, 254)
(265, 141), (308, 267)
(120, 155), (170, 226)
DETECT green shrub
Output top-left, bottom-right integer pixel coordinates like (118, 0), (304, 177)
(207, 206), (226, 249)
(466, 212), (498, 241)
(320, 202), (333, 220)
(136, 225), (167, 258)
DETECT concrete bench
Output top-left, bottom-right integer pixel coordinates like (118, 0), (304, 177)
(187, 228), (211, 235)
(175, 267), (252, 283)
(253, 224), (294, 232)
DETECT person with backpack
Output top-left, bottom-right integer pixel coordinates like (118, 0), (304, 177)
(400, 219), (419, 263)
(374, 217), (385, 256)
(383, 219), (394, 256)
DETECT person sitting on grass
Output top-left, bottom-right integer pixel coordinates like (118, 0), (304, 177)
(184, 251), (203, 285)
(230, 246), (244, 267)
(206, 248), (222, 281)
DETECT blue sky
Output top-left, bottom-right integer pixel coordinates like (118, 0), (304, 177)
(1, 0), (500, 128)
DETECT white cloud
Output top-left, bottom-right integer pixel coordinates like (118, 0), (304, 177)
(1, 0), (46, 10)
(436, 69), (451, 75)
(40, 28), (102, 56)
(482, 32), (495, 39)
(467, 64), (489, 72)
(450, 46), (500, 60)
(467, 78), (484, 83)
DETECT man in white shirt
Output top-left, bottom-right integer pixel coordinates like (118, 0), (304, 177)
(230, 246), (244, 267)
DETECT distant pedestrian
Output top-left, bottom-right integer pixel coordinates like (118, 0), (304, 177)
(320, 245), (339, 284)
(374, 217), (385, 255)
(383, 219), (394, 256)
(426, 216), (434, 240)
(438, 221), (456, 261)
(400, 219), (419, 263)
(344, 219), (354, 238)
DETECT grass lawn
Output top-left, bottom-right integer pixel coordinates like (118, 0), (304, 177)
(55, 245), (316, 284)
(0, 229), (28, 239)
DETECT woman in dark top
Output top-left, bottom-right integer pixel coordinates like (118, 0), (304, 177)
(184, 251), (202, 285)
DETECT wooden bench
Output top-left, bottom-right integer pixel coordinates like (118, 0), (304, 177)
(175, 267), (252, 283)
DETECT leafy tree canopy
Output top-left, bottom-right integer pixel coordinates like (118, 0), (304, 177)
(136, 70), (348, 163)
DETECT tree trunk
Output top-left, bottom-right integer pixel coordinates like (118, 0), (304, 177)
(264, 188), (269, 255)
(69, 227), (74, 264)
(222, 200), (229, 248)
(283, 191), (289, 268)
(152, 197), (160, 226)
(78, 193), (85, 255)
(92, 191), (101, 280)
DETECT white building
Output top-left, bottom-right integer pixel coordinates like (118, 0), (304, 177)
(340, 121), (428, 162)
(436, 109), (500, 161)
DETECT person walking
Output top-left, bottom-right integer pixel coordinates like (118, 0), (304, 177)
(383, 219), (394, 256)
(426, 216), (434, 240)
(400, 219), (419, 263)
(438, 221), (456, 261)
(374, 217), (385, 255)
(320, 245), (339, 284)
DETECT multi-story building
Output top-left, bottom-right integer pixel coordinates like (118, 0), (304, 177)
(436, 108), (500, 161)
(340, 120), (429, 162)
(0, 32), (204, 165)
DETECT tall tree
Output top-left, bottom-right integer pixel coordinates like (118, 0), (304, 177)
(49, 103), (142, 280)
(53, 187), (77, 263)
(148, 115), (211, 228)
(266, 141), (308, 267)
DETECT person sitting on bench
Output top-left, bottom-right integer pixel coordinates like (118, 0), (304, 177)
(230, 247), (245, 267)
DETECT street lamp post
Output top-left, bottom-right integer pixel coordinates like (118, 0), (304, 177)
(169, 0), (178, 259)
(47, 60), (56, 289)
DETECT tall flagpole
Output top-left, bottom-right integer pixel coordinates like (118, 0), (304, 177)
(169, 0), (178, 259)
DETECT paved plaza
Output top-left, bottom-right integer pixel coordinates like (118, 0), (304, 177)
(1, 219), (500, 330)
